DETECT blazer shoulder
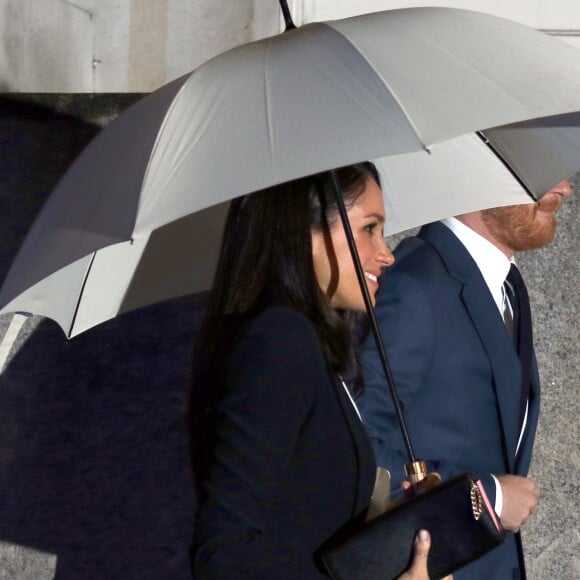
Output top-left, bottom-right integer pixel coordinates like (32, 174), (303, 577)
(221, 307), (329, 417)
(390, 236), (447, 280)
(244, 306), (319, 343)
(229, 306), (326, 376)
(391, 223), (474, 285)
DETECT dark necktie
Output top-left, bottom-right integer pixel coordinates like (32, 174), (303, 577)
(504, 264), (533, 433)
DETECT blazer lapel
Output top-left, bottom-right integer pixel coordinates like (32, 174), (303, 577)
(331, 375), (376, 516)
(421, 223), (522, 472)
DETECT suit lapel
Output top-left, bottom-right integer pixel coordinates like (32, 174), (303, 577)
(514, 353), (541, 473)
(460, 281), (521, 471)
(420, 223), (522, 471)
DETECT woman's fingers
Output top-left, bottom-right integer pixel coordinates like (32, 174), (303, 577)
(398, 530), (430, 579)
(398, 529), (454, 580)
(401, 473), (442, 498)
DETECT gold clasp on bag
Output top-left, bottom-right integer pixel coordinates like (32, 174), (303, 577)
(470, 480), (483, 521)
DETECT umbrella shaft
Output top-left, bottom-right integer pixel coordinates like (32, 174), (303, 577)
(278, 0), (296, 31)
(329, 170), (417, 464)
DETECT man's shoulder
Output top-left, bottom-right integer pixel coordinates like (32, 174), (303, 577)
(390, 234), (446, 279)
(390, 222), (471, 280)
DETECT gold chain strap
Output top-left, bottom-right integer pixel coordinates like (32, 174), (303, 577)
(470, 480), (483, 521)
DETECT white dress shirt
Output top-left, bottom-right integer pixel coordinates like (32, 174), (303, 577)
(442, 217), (513, 308)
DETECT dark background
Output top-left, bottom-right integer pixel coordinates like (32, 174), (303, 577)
(0, 95), (202, 579)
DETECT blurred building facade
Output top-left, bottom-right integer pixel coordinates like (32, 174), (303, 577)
(1, 0), (580, 93)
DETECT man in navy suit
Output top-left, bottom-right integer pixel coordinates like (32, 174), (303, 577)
(358, 179), (572, 579)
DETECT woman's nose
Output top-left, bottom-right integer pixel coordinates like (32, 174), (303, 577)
(378, 239), (395, 267)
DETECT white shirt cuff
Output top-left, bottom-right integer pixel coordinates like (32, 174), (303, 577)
(491, 474), (503, 517)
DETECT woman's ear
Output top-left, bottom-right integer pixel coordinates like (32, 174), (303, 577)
(310, 229), (324, 262)
(311, 227), (339, 301)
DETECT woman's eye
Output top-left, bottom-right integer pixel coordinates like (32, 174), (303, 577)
(364, 222), (378, 234)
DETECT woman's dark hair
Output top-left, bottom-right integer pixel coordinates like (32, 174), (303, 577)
(190, 162), (379, 487)
(199, 161), (377, 377)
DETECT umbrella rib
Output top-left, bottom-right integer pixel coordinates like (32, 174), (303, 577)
(476, 131), (537, 201)
(68, 251), (97, 338)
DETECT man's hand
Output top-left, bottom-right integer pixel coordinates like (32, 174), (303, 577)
(497, 474), (540, 531)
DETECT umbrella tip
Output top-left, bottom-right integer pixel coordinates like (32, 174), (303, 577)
(278, 0), (296, 31)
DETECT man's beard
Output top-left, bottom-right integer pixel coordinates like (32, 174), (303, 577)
(481, 193), (561, 252)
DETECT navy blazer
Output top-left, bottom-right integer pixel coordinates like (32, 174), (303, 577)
(358, 222), (540, 580)
(192, 307), (375, 579)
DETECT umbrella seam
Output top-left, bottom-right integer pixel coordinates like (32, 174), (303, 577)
(136, 75), (192, 227)
(263, 38), (277, 175)
(323, 23), (429, 152)
(326, 18), (563, 146)
(401, 26), (532, 120)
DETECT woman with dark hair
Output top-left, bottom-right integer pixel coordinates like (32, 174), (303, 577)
(190, 163), (435, 579)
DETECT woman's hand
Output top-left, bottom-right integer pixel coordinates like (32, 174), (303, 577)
(401, 473), (441, 497)
(397, 530), (453, 580)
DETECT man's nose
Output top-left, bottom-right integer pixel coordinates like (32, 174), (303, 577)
(551, 179), (573, 197)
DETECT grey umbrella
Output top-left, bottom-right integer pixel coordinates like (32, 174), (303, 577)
(3, 7), (580, 337)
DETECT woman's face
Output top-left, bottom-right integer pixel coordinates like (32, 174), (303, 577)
(311, 177), (394, 311)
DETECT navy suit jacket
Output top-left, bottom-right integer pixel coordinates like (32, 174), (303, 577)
(192, 307), (375, 579)
(358, 222), (540, 579)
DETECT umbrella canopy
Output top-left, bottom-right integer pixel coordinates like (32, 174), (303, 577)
(3, 6), (580, 337)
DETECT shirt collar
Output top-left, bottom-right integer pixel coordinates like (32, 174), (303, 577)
(441, 217), (515, 313)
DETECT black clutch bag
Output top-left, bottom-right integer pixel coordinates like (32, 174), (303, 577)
(320, 473), (506, 580)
